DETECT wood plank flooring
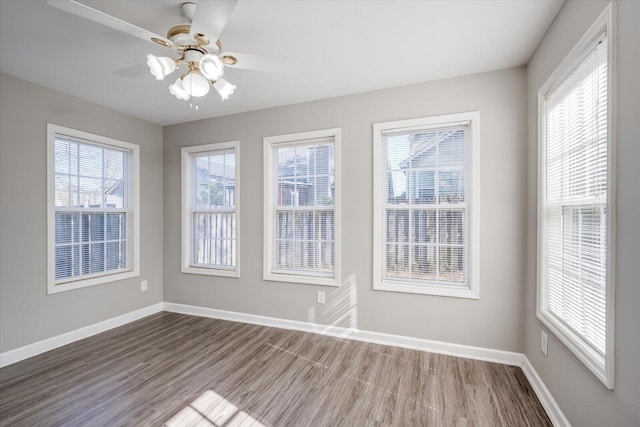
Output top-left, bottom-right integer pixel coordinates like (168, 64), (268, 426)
(0, 312), (552, 426)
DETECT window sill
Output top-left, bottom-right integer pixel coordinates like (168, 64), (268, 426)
(374, 279), (478, 299)
(182, 265), (240, 278)
(264, 271), (339, 287)
(47, 269), (139, 294)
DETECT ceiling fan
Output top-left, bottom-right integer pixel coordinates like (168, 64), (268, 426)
(47, 0), (285, 106)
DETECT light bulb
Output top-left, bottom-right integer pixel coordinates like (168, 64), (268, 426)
(168, 76), (190, 101)
(213, 77), (236, 100)
(182, 72), (210, 97)
(199, 54), (224, 80)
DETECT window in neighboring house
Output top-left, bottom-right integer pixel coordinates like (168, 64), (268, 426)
(537, 4), (615, 389)
(263, 128), (340, 286)
(47, 124), (140, 294)
(181, 141), (239, 277)
(373, 112), (479, 299)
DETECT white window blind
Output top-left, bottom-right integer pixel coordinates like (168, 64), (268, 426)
(47, 124), (140, 294)
(181, 141), (239, 277)
(264, 129), (340, 286)
(191, 149), (237, 269)
(373, 113), (479, 298)
(53, 136), (129, 281)
(542, 31), (609, 356)
(537, 4), (615, 388)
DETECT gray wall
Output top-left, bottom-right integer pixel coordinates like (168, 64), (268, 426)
(164, 67), (528, 352)
(525, 1), (640, 426)
(0, 73), (164, 353)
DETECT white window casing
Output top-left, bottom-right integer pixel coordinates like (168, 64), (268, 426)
(264, 128), (340, 286)
(373, 112), (480, 299)
(182, 141), (240, 278)
(47, 124), (140, 294)
(537, 3), (615, 389)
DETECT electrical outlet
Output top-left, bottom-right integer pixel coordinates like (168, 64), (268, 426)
(541, 331), (548, 356)
(317, 291), (325, 304)
(141, 280), (148, 292)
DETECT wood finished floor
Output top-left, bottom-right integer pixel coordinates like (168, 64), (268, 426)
(0, 312), (551, 426)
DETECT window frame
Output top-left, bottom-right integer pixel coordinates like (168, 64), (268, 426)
(536, 3), (616, 389)
(372, 112), (480, 299)
(263, 128), (341, 287)
(46, 123), (140, 294)
(181, 141), (240, 278)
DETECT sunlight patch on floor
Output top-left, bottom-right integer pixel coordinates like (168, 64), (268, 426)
(164, 389), (265, 427)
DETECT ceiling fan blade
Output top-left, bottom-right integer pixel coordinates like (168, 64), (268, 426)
(47, 0), (172, 47)
(222, 52), (299, 74)
(190, 0), (238, 43)
(113, 63), (149, 78)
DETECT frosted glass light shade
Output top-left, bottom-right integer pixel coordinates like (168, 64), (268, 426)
(147, 54), (176, 81)
(168, 77), (190, 101)
(213, 77), (236, 100)
(182, 72), (210, 97)
(200, 54), (224, 80)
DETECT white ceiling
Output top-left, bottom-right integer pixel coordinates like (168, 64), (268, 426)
(0, 0), (563, 126)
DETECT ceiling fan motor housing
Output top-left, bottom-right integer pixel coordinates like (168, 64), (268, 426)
(166, 24), (222, 55)
(167, 24), (193, 47)
(184, 48), (206, 66)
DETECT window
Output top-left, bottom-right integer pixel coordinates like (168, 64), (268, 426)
(373, 112), (479, 298)
(182, 141), (239, 277)
(537, 4), (615, 389)
(47, 124), (140, 294)
(264, 128), (340, 286)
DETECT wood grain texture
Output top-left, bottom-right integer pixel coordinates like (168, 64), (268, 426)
(0, 312), (552, 426)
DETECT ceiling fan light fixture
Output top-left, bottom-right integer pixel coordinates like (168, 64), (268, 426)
(214, 77), (236, 101)
(200, 54), (224, 80)
(147, 54), (176, 81)
(48, 0), (256, 106)
(182, 72), (210, 97)
(168, 76), (190, 101)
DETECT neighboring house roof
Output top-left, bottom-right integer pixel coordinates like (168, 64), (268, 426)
(398, 129), (459, 170)
(195, 164), (236, 185)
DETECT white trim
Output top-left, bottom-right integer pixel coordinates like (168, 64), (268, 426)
(605, 0), (617, 390)
(181, 141), (240, 278)
(372, 111), (480, 299)
(164, 302), (355, 337)
(536, 3), (615, 389)
(374, 280), (478, 299)
(163, 302), (522, 366)
(521, 357), (572, 427)
(263, 128), (341, 287)
(0, 303), (163, 368)
(263, 271), (339, 287)
(46, 124), (141, 294)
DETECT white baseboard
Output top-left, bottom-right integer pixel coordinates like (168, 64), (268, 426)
(353, 328), (525, 366)
(0, 302), (164, 368)
(0, 301), (569, 427)
(163, 302), (524, 366)
(521, 357), (571, 427)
